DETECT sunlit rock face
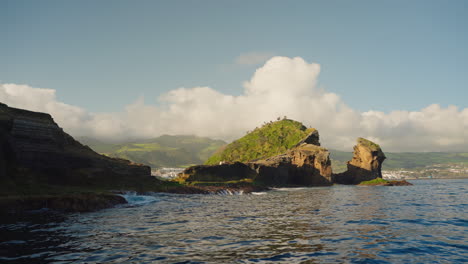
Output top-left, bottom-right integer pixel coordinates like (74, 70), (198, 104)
(250, 143), (332, 186)
(334, 138), (386, 184)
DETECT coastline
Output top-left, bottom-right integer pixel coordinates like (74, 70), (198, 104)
(0, 184), (270, 215)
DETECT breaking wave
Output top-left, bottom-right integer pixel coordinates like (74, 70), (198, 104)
(118, 192), (159, 206)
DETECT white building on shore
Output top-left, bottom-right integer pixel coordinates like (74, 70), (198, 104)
(152, 168), (185, 180)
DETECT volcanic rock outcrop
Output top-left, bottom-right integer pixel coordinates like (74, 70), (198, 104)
(334, 138), (386, 184)
(181, 129), (333, 186)
(249, 144), (332, 186)
(0, 103), (153, 190)
(181, 120), (387, 186)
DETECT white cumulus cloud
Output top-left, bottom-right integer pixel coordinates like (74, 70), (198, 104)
(1, 56), (467, 152)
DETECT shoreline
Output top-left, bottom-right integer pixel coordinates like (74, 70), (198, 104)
(0, 184), (270, 215)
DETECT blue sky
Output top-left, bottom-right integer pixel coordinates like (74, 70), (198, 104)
(2, 0), (467, 113)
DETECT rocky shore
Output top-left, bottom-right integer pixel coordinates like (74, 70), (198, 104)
(0, 193), (127, 215)
(358, 179), (413, 186)
(0, 103), (161, 214)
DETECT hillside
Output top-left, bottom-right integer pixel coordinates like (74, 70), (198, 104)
(79, 132), (468, 176)
(205, 119), (317, 165)
(79, 135), (226, 168)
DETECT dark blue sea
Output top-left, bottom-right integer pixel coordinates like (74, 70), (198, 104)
(1, 179), (467, 263)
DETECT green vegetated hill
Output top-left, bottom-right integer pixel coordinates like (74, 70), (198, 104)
(79, 130), (468, 173)
(78, 135), (226, 168)
(205, 119), (316, 165)
(329, 149), (468, 172)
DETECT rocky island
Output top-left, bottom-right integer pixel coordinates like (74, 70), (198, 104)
(179, 119), (411, 187)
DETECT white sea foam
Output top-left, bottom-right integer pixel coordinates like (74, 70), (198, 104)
(119, 192), (159, 206)
(272, 187), (308, 191)
(215, 189), (245, 195)
(251, 192), (267, 195)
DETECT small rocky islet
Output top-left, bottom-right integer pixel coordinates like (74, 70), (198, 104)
(0, 103), (410, 214)
(179, 120), (410, 187)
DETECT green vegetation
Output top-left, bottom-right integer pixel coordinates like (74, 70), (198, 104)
(78, 135), (226, 168)
(205, 119), (316, 164)
(79, 132), (468, 174)
(359, 178), (389, 185)
(357, 137), (382, 151)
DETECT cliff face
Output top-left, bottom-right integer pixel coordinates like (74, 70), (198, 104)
(250, 144), (332, 186)
(0, 103), (153, 190)
(334, 138), (386, 184)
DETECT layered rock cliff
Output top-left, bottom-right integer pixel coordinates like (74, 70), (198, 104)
(250, 144), (332, 186)
(0, 103), (154, 191)
(334, 138), (386, 184)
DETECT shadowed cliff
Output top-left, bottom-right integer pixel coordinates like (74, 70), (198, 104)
(0, 102), (161, 196)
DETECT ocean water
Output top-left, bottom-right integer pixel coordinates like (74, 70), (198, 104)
(1, 179), (467, 263)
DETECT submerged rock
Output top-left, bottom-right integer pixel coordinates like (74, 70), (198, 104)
(358, 179), (413, 186)
(334, 138), (386, 184)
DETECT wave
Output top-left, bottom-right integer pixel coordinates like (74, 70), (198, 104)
(214, 189), (244, 195)
(272, 187), (308, 191)
(118, 192), (159, 206)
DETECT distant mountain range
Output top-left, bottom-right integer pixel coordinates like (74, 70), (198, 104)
(78, 135), (468, 175)
(77, 135), (226, 168)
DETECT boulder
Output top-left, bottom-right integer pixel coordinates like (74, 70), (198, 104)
(334, 138), (386, 184)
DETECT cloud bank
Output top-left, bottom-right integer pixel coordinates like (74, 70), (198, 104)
(1, 56), (467, 152)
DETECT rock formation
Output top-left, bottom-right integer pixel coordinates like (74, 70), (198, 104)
(249, 144), (332, 186)
(181, 130), (387, 187)
(0, 103), (154, 190)
(178, 162), (257, 183)
(334, 138), (386, 184)
(181, 130), (333, 186)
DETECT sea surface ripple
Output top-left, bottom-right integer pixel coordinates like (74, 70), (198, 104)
(0, 179), (467, 263)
